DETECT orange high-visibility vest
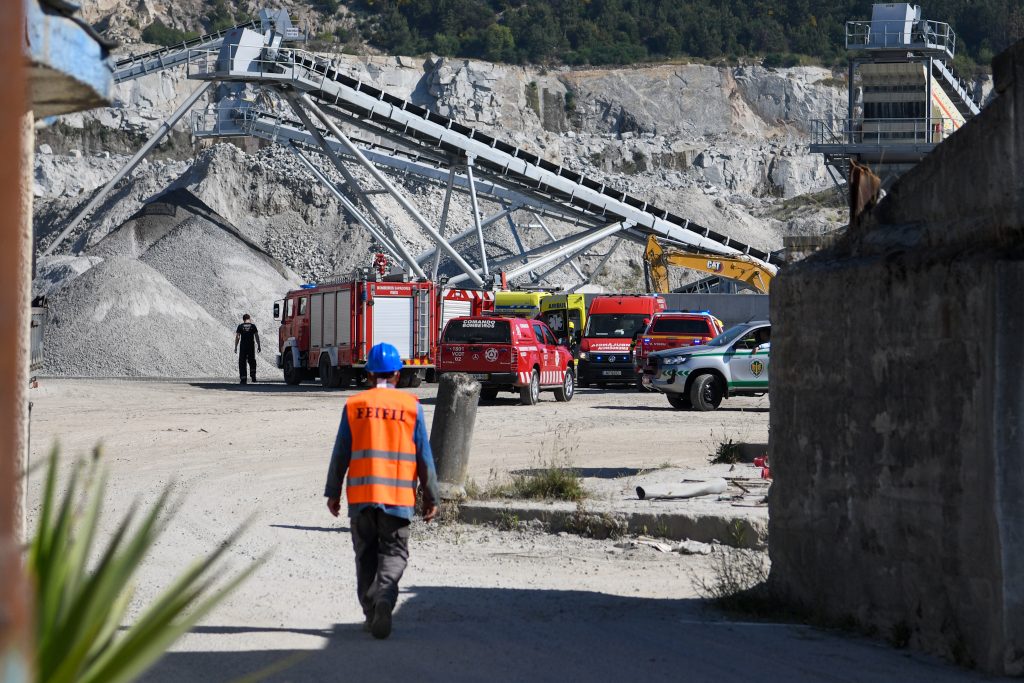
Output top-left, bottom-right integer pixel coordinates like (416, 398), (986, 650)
(345, 388), (420, 508)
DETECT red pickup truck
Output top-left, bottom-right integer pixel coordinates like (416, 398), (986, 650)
(437, 316), (575, 405)
(632, 311), (724, 376)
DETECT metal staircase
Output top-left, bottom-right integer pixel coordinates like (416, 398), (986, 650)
(931, 58), (981, 116)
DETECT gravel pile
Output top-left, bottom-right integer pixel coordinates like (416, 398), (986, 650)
(40, 190), (300, 377)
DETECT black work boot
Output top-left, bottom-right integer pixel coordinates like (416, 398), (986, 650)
(371, 601), (393, 639)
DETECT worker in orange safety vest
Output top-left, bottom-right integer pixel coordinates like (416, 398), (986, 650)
(325, 342), (439, 639)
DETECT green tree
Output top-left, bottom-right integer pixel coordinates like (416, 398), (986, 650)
(483, 23), (516, 62)
(140, 20), (196, 46)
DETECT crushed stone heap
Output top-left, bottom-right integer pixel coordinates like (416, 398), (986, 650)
(38, 189), (301, 378)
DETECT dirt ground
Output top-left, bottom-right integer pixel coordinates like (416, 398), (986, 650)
(26, 379), (998, 682)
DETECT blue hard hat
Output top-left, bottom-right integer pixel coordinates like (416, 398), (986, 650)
(366, 343), (404, 373)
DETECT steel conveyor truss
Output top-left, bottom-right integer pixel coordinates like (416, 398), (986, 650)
(49, 14), (777, 291)
(178, 26), (777, 287)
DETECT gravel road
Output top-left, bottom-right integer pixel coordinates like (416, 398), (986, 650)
(26, 379), (998, 682)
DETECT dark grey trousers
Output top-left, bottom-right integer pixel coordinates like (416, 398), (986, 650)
(351, 507), (411, 617)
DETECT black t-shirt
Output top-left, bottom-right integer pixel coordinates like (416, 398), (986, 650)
(236, 322), (259, 353)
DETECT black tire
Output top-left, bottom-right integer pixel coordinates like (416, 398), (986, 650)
(480, 388), (499, 401)
(667, 392), (691, 410)
(407, 372), (422, 388)
(336, 367), (352, 388)
(690, 373), (724, 411)
(554, 367), (575, 402)
(283, 351), (302, 385)
(328, 362), (345, 388)
(519, 368), (540, 406)
(319, 357), (333, 389)
(396, 372), (411, 388)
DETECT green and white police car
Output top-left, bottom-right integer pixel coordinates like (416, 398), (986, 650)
(643, 321), (771, 411)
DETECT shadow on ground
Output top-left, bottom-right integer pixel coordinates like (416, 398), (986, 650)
(589, 405), (770, 414)
(512, 467), (645, 479)
(268, 523), (349, 533)
(188, 381), (359, 395)
(142, 586), (1000, 683)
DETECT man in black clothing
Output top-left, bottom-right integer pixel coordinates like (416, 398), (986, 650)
(234, 314), (261, 384)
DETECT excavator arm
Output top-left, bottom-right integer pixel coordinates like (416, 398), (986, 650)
(644, 235), (774, 294)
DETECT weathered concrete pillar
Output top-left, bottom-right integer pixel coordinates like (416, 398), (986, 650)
(768, 39), (1024, 675)
(429, 373), (481, 498)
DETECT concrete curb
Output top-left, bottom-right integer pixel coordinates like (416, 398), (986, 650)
(457, 499), (767, 549)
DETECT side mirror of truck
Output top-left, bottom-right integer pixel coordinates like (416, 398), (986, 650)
(273, 302), (281, 320)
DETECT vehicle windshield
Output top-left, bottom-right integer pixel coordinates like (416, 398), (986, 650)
(706, 324), (752, 347)
(584, 313), (649, 338)
(650, 318), (712, 335)
(442, 319), (511, 344)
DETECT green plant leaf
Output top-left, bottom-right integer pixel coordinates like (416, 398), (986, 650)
(31, 448), (261, 683)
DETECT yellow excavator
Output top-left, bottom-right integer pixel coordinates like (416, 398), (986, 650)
(644, 235), (775, 294)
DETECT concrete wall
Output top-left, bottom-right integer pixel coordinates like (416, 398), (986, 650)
(768, 40), (1024, 675)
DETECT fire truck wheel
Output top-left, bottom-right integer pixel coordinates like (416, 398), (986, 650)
(396, 371), (411, 388)
(689, 373), (724, 411)
(480, 388), (499, 401)
(319, 358), (333, 389)
(666, 392), (691, 410)
(519, 369), (540, 406)
(407, 372), (422, 388)
(554, 368), (574, 402)
(327, 364), (345, 388)
(283, 351), (301, 386)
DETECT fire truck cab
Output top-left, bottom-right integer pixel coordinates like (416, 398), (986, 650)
(275, 278), (435, 389)
(577, 294), (666, 387)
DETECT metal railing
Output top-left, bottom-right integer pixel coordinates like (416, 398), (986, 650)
(187, 45), (328, 81)
(191, 105), (253, 137)
(846, 19), (956, 57)
(811, 117), (961, 146)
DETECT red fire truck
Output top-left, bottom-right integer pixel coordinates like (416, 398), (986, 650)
(438, 287), (495, 336)
(576, 294), (666, 387)
(631, 311), (724, 375)
(275, 278), (436, 388)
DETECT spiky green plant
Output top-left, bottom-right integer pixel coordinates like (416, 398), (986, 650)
(28, 447), (265, 683)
